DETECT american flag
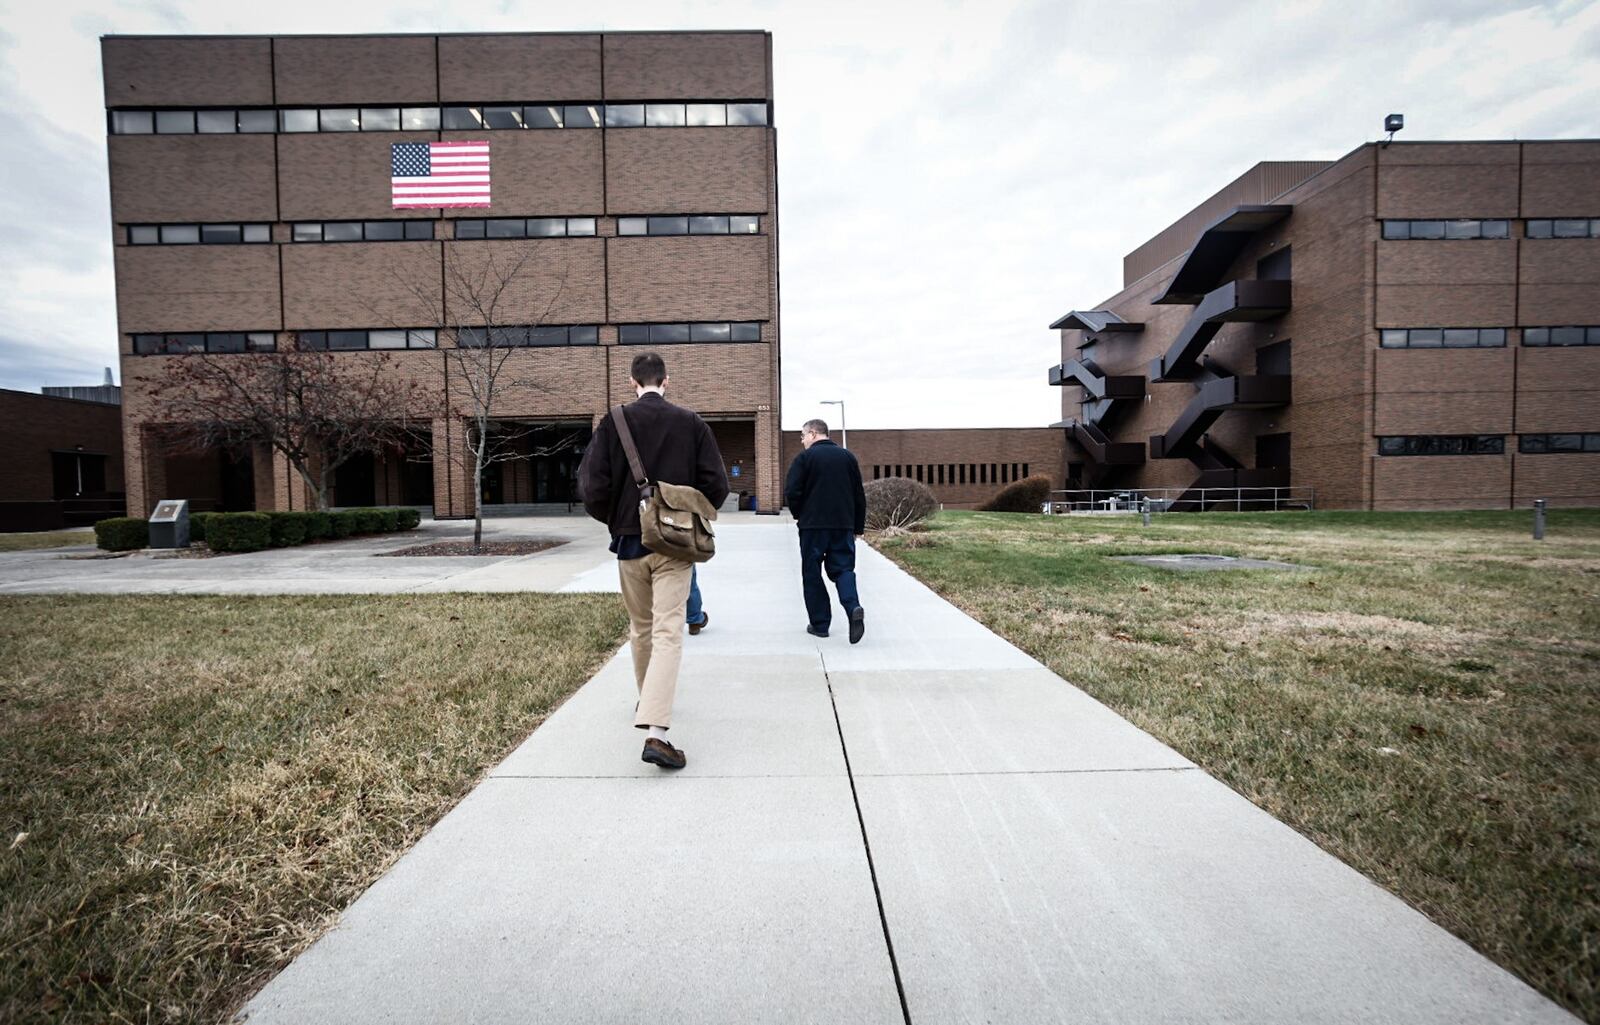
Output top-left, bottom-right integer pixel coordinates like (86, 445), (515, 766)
(391, 141), (491, 209)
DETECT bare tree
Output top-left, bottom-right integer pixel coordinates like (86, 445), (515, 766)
(147, 345), (423, 511)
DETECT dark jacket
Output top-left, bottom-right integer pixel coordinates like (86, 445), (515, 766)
(577, 392), (729, 536)
(784, 439), (867, 534)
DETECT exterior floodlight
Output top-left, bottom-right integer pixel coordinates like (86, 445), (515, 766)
(1383, 113), (1404, 147)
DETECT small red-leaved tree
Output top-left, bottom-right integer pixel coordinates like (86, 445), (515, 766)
(147, 345), (424, 511)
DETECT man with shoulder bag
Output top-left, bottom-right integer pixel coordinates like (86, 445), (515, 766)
(577, 352), (728, 770)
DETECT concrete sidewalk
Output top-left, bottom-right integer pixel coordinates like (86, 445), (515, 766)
(236, 519), (1577, 1024)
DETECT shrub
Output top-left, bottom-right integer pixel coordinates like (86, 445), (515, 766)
(94, 517), (149, 552)
(206, 512), (271, 553)
(353, 508), (387, 534)
(864, 477), (938, 531)
(374, 508), (400, 533)
(329, 510), (362, 538)
(267, 511), (311, 548)
(188, 512), (217, 543)
(304, 511), (332, 540)
(979, 474), (1055, 514)
(395, 508), (422, 530)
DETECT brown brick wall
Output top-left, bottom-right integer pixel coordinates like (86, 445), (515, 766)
(102, 37), (273, 107)
(1516, 347), (1600, 432)
(605, 129), (772, 214)
(601, 33), (768, 100)
(1374, 143), (1521, 219)
(109, 136), (278, 224)
(442, 130), (605, 214)
(115, 245), (283, 335)
(0, 390), (125, 503)
(1518, 239), (1600, 326)
(606, 236), (771, 322)
(1515, 454), (1600, 506)
(273, 36), (438, 105)
(1374, 239), (1517, 327)
(277, 132), (440, 222)
(1373, 347), (1514, 434)
(438, 35), (602, 100)
(281, 242), (442, 330)
(1520, 142), (1600, 217)
(443, 239), (607, 325)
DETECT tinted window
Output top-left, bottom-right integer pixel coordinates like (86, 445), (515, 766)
(686, 103), (726, 126)
(328, 331), (367, 350)
(281, 109), (318, 132)
(456, 327), (488, 347)
(528, 218), (566, 238)
(690, 216), (729, 234)
(1526, 220), (1552, 239)
(369, 330), (408, 349)
(364, 221), (404, 240)
(237, 109), (276, 133)
(1442, 328), (1478, 347)
(618, 325), (650, 344)
(567, 217), (596, 236)
(246, 332), (275, 351)
(324, 222), (362, 242)
(1444, 220), (1478, 239)
(568, 325), (598, 345)
(1409, 220), (1444, 239)
(1380, 329), (1407, 348)
(112, 110), (153, 134)
(731, 322), (760, 341)
(645, 103), (686, 126)
(1523, 327), (1549, 345)
(486, 219), (525, 238)
(651, 323), (690, 343)
(617, 217), (647, 236)
(160, 224), (199, 244)
(196, 109), (236, 133)
(454, 220), (485, 239)
(243, 224), (271, 242)
(730, 215), (759, 234)
(1554, 219), (1589, 238)
(648, 216), (688, 235)
(297, 331), (328, 350)
(565, 105), (601, 128)
(525, 105), (562, 128)
(404, 220), (434, 240)
(484, 106), (523, 129)
(727, 103), (767, 126)
(530, 326), (568, 346)
(1381, 221), (1409, 240)
(407, 330), (437, 348)
(292, 223), (323, 242)
(155, 109), (195, 134)
(402, 107), (441, 131)
(1482, 220), (1509, 238)
(129, 225), (159, 245)
(209, 333), (246, 353)
(1409, 328), (1443, 347)
(361, 107), (400, 131)
(442, 107), (483, 130)
(321, 108), (361, 132)
(1552, 326), (1586, 345)
(605, 104), (644, 127)
(201, 224), (242, 244)
(690, 322), (731, 342)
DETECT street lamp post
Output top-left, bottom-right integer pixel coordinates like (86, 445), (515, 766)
(820, 399), (847, 449)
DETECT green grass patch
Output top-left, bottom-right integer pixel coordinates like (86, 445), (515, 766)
(0, 593), (627, 1023)
(0, 530), (94, 553)
(876, 508), (1600, 1023)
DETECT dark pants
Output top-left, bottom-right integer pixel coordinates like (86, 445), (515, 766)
(799, 528), (860, 632)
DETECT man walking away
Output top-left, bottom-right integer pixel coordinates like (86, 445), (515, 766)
(578, 352), (729, 769)
(784, 418), (867, 643)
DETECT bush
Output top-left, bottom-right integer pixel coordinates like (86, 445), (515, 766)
(979, 474), (1055, 514)
(304, 511), (332, 540)
(864, 477), (938, 532)
(267, 511), (311, 548)
(329, 510), (362, 538)
(395, 508), (422, 530)
(206, 512), (271, 553)
(188, 511), (217, 544)
(352, 508), (386, 534)
(374, 508), (399, 533)
(94, 517), (149, 552)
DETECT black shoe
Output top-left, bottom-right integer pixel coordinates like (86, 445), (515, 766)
(849, 606), (866, 645)
(806, 624), (829, 638)
(641, 737), (686, 769)
(689, 611), (709, 636)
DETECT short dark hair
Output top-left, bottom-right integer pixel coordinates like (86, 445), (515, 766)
(630, 352), (667, 387)
(802, 419), (829, 436)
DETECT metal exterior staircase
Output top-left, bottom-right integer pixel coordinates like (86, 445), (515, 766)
(1150, 279), (1291, 382)
(1148, 374), (1291, 459)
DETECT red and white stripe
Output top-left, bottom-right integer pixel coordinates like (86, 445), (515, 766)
(392, 141), (491, 209)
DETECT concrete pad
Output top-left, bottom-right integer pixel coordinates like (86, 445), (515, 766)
(491, 652), (845, 779)
(856, 770), (1579, 1025)
(1114, 553), (1309, 572)
(829, 668), (1193, 775)
(236, 775), (903, 1025)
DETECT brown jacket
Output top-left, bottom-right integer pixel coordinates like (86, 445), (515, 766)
(577, 392), (730, 537)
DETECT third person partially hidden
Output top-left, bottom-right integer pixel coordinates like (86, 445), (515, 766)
(783, 418), (867, 644)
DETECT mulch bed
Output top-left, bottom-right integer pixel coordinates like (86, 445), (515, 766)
(378, 539), (566, 557)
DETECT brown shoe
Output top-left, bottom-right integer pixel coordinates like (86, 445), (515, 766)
(641, 737), (686, 769)
(689, 611), (709, 636)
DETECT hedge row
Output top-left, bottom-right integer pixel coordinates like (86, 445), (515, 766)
(95, 507), (422, 553)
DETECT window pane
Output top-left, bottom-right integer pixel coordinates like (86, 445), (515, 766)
(237, 109), (276, 133)
(155, 109), (195, 134)
(617, 217), (647, 236)
(1444, 219), (1478, 239)
(727, 103), (767, 126)
(456, 327), (487, 347)
(402, 107), (441, 131)
(483, 106), (524, 129)
(1549, 434), (1584, 452)
(1521, 435), (1548, 453)
(568, 325), (598, 345)
(1482, 220), (1509, 239)
(651, 323), (690, 343)
(112, 110), (153, 134)
(690, 322), (731, 342)
(1443, 328), (1478, 347)
(174, 333), (206, 353)
(297, 331), (328, 350)
(524, 105), (562, 128)
(731, 322), (761, 341)
(407, 330), (437, 348)
(605, 104), (644, 127)
(1553, 219), (1588, 238)
(1523, 327), (1548, 345)
(1552, 326), (1586, 346)
(246, 332), (275, 352)
(1479, 328), (1506, 346)
(196, 109), (236, 133)
(364, 221), (404, 241)
(1586, 435), (1600, 452)
(328, 330), (367, 350)
(281, 109), (318, 132)
(324, 222), (362, 242)
(160, 224), (199, 244)
(645, 103), (685, 126)
(1380, 329), (1407, 348)
(1378, 437), (1404, 456)
(208, 333), (246, 353)
(1409, 328), (1443, 347)
(1381, 220), (1409, 240)
(321, 108), (361, 132)
(442, 106), (484, 130)
(730, 215), (760, 234)
(564, 105), (601, 128)
(618, 325), (650, 344)
(361, 107), (400, 131)
(530, 326), (568, 346)
(488, 327), (527, 346)
(486, 219), (526, 238)
(567, 217), (596, 236)
(369, 330), (408, 349)
(1409, 220), (1444, 239)
(129, 225), (159, 245)
(1526, 220), (1552, 239)
(647, 216), (688, 235)
(686, 103), (726, 126)
(527, 218), (566, 238)
(133, 335), (161, 354)
(454, 220), (485, 239)
(292, 223), (323, 242)
(201, 224), (243, 244)
(690, 215), (730, 234)
(242, 224), (270, 242)
(1590, 327), (1600, 345)
(403, 220), (434, 240)
(1480, 436), (1505, 454)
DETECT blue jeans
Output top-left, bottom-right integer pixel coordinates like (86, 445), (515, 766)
(799, 529), (860, 632)
(686, 566), (706, 626)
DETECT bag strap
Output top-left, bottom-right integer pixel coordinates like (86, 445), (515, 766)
(611, 404), (650, 490)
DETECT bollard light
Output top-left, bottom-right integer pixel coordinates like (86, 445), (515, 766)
(1142, 498), (1151, 528)
(1533, 498), (1546, 541)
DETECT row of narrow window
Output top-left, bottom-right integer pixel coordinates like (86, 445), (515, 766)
(870, 463), (1030, 486)
(1378, 435), (1600, 456)
(108, 101), (769, 135)
(131, 323), (764, 354)
(124, 216), (762, 245)
(1379, 327), (1600, 349)
(1380, 218), (1599, 239)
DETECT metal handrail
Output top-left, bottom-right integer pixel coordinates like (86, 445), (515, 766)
(1042, 486), (1315, 514)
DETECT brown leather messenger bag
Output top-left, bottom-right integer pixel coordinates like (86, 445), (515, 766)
(610, 404), (718, 563)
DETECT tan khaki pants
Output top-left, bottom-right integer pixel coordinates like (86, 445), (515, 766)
(617, 552), (694, 729)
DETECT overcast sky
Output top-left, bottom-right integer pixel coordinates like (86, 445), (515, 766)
(0, 0), (1596, 429)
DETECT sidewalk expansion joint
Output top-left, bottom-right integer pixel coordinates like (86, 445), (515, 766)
(821, 649), (914, 1025)
(853, 766), (1200, 778)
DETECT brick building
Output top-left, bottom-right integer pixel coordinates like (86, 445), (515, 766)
(103, 31), (782, 519)
(0, 389), (126, 530)
(1050, 141), (1600, 510)
(780, 429), (1067, 509)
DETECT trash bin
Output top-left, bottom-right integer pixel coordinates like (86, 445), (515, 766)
(148, 499), (190, 549)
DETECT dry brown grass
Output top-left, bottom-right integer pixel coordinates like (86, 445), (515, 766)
(0, 592), (626, 1024)
(877, 508), (1600, 1023)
